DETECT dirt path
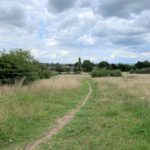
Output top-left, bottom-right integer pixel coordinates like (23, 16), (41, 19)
(25, 82), (92, 150)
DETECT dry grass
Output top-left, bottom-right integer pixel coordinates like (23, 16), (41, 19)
(0, 75), (88, 150)
(0, 75), (83, 123)
(94, 73), (150, 98)
(0, 75), (83, 95)
(44, 74), (150, 150)
(33, 75), (83, 90)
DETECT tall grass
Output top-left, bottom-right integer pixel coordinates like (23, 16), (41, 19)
(40, 74), (150, 150)
(0, 75), (89, 149)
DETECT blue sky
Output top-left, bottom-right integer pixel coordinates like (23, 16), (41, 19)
(0, 0), (150, 63)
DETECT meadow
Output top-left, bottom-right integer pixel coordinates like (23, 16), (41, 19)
(0, 75), (89, 150)
(1, 73), (150, 150)
(38, 74), (150, 150)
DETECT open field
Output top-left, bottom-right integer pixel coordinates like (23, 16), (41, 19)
(38, 74), (150, 150)
(1, 0), (150, 149)
(1, 74), (150, 150)
(0, 75), (89, 150)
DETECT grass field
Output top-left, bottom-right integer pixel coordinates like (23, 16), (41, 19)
(0, 75), (89, 150)
(1, 74), (150, 150)
(38, 74), (150, 150)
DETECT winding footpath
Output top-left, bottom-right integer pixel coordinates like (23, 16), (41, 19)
(25, 82), (92, 150)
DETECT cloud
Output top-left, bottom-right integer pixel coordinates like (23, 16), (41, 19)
(78, 35), (95, 46)
(0, 1), (26, 27)
(98, 0), (150, 18)
(31, 49), (71, 63)
(46, 38), (59, 46)
(48, 0), (76, 13)
(0, 0), (150, 63)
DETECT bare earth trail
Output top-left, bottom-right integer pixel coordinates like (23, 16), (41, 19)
(25, 82), (92, 150)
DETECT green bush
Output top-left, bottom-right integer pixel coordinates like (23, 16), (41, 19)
(91, 69), (100, 77)
(110, 70), (122, 77)
(0, 49), (52, 85)
(130, 68), (150, 74)
(91, 69), (122, 78)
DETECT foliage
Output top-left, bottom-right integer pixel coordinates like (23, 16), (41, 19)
(118, 63), (133, 72)
(109, 69), (122, 76)
(78, 57), (82, 71)
(82, 60), (94, 72)
(130, 61), (150, 74)
(49, 63), (73, 73)
(98, 61), (110, 69)
(44, 60), (150, 74)
(0, 49), (51, 85)
(74, 58), (82, 72)
(54, 63), (65, 73)
(130, 68), (150, 74)
(134, 61), (150, 69)
(91, 68), (122, 78)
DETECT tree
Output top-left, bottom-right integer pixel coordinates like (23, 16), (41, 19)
(135, 61), (150, 69)
(111, 64), (118, 70)
(82, 60), (94, 72)
(98, 61), (110, 69)
(74, 58), (82, 72)
(54, 63), (65, 72)
(78, 57), (82, 71)
(0, 49), (50, 85)
(118, 63), (133, 72)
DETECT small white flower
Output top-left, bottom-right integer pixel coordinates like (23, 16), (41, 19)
(9, 139), (12, 142)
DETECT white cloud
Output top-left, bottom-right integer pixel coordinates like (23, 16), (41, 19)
(77, 9), (95, 20)
(46, 38), (59, 46)
(110, 50), (150, 60)
(78, 35), (95, 46)
(0, 0), (150, 63)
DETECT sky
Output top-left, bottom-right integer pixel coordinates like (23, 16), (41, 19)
(0, 0), (150, 64)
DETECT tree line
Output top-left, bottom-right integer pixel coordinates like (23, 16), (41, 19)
(47, 60), (150, 73)
(1, 49), (150, 84)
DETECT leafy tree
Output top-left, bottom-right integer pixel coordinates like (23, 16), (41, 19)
(74, 58), (82, 73)
(54, 63), (64, 72)
(82, 60), (94, 72)
(135, 61), (150, 69)
(118, 63), (133, 72)
(0, 49), (50, 85)
(111, 64), (119, 70)
(98, 61), (110, 69)
(78, 57), (82, 71)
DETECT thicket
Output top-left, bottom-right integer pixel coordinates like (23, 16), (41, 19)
(0, 49), (51, 85)
(91, 68), (122, 78)
(130, 68), (150, 74)
(130, 61), (150, 74)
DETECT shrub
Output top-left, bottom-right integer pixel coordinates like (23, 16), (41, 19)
(98, 69), (110, 77)
(0, 49), (52, 85)
(91, 69), (122, 78)
(110, 70), (122, 77)
(91, 69), (100, 77)
(130, 68), (150, 74)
